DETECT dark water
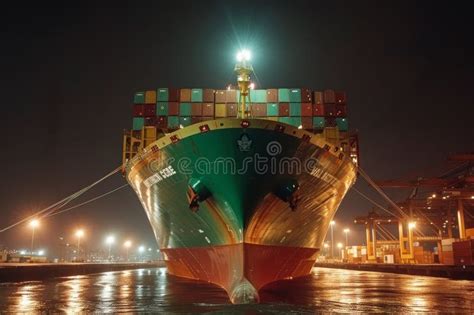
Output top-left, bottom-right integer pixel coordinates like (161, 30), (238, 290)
(0, 267), (473, 313)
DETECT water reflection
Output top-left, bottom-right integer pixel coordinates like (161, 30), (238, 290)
(0, 267), (472, 313)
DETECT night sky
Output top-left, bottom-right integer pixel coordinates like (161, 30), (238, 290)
(1, 1), (473, 254)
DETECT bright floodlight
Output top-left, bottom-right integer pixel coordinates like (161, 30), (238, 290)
(124, 240), (132, 248)
(236, 49), (251, 62)
(38, 250), (45, 256)
(337, 242), (343, 249)
(330, 220), (336, 226)
(249, 82), (255, 90)
(75, 229), (84, 238)
(343, 228), (350, 233)
(408, 221), (417, 229)
(106, 235), (115, 245)
(30, 219), (39, 228)
(323, 243), (329, 248)
(138, 245), (145, 253)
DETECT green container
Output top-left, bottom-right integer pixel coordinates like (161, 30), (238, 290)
(132, 117), (144, 130)
(336, 118), (349, 131)
(167, 116), (179, 128)
(179, 116), (192, 127)
(191, 89), (203, 102)
(289, 117), (302, 127)
(278, 117), (291, 125)
(179, 102), (192, 116)
(267, 103), (279, 116)
(157, 88), (169, 102)
(134, 92), (145, 104)
(250, 89), (267, 103)
(289, 103), (301, 116)
(156, 102), (168, 115)
(289, 88), (301, 102)
(313, 117), (325, 129)
(278, 88), (290, 102)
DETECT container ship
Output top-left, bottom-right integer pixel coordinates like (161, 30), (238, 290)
(122, 51), (359, 303)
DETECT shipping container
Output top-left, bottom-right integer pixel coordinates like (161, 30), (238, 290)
(323, 89), (336, 104)
(203, 89), (215, 103)
(156, 102), (168, 116)
(144, 104), (156, 117)
(301, 117), (313, 129)
(278, 103), (289, 116)
(134, 92), (145, 104)
(191, 117), (202, 124)
(265, 116), (278, 121)
(314, 91), (323, 104)
(144, 117), (157, 126)
(226, 103), (238, 117)
(180, 89), (191, 102)
(225, 90), (237, 103)
(145, 90), (157, 104)
(251, 103), (267, 117)
(313, 117), (325, 129)
(289, 102), (301, 116)
(168, 102), (179, 116)
(157, 116), (167, 128)
(325, 104), (336, 116)
(336, 118), (349, 131)
(312, 104), (324, 116)
(335, 104), (347, 117)
(191, 103), (202, 116)
(267, 103), (279, 116)
(278, 88), (290, 102)
(215, 90), (226, 103)
(335, 91), (346, 104)
(215, 103), (226, 117)
(202, 103), (215, 116)
(289, 88), (301, 102)
(157, 88), (169, 102)
(133, 104), (145, 117)
(301, 103), (312, 117)
(179, 116), (192, 127)
(133, 117), (145, 130)
(267, 89), (278, 102)
(453, 240), (474, 265)
(325, 117), (336, 127)
(191, 88), (203, 102)
(250, 89), (267, 103)
(301, 88), (312, 103)
(167, 116), (180, 129)
(179, 103), (192, 116)
(278, 116), (301, 127)
(201, 116), (213, 122)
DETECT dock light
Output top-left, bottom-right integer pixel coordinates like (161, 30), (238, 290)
(330, 220), (335, 225)
(432, 194), (437, 198)
(20, 250), (26, 255)
(337, 242), (343, 249)
(236, 49), (251, 62)
(148, 248), (152, 252)
(408, 221), (417, 229)
(75, 229), (85, 258)
(138, 246), (145, 253)
(105, 235), (115, 261)
(323, 243), (329, 248)
(124, 240), (132, 261)
(29, 219), (40, 254)
(471, 195), (474, 199)
(298, 125), (303, 129)
(30, 219), (39, 228)
(38, 250), (45, 256)
(249, 82), (255, 90)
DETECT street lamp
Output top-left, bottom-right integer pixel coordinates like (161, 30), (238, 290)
(105, 235), (115, 261)
(337, 242), (343, 260)
(343, 228), (350, 248)
(29, 219), (40, 254)
(124, 240), (132, 261)
(75, 229), (84, 259)
(330, 220), (336, 258)
(408, 221), (417, 229)
(138, 245), (145, 261)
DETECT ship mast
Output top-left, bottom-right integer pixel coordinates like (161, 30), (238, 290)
(234, 50), (253, 118)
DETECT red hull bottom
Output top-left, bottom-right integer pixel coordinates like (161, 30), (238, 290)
(161, 243), (319, 303)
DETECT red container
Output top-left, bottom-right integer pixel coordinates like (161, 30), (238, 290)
(180, 89), (191, 102)
(191, 103), (202, 116)
(226, 103), (238, 117)
(453, 240), (474, 265)
(225, 90), (237, 103)
(335, 91), (346, 104)
(144, 117), (157, 126)
(335, 104), (347, 117)
(144, 104), (156, 117)
(202, 103), (215, 116)
(301, 88), (312, 103)
(325, 104), (336, 116)
(203, 89), (215, 102)
(157, 116), (167, 128)
(168, 88), (180, 102)
(301, 103), (312, 117)
(191, 117), (203, 124)
(168, 102), (179, 116)
(314, 91), (323, 104)
(312, 104), (324, 116)
(267, 89), (278, 103)
(301, 117), (313, 129)
(215, 90), (226, 103)
(133, 104), (145, 117)
(251, 103), (267, 117)
(323, 89), (336, 104)
(278, 103), (289, 116)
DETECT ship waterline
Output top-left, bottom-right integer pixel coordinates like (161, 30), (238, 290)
(126, 118), (357, 303)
